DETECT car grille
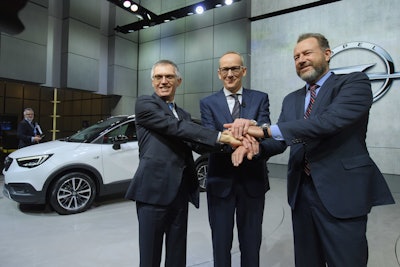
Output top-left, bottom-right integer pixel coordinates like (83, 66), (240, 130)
(3, 156), (13, 171)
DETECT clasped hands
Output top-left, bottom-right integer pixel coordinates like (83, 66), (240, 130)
(220, 118), (264, 166)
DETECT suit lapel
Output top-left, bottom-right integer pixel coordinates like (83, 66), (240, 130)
(241, 88), (251, 118)
(296, 87), (306, 119)
(215, 89), (232, 123)
(311, 74), (337, 116)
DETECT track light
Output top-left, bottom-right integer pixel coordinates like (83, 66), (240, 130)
(122, 1), (131, 8)
(195, 6), (204, 14)
(130, 4), (138, 12)
(111, 0), (243, 33)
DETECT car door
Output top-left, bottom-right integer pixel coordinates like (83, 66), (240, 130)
(100, 120), (139, 184)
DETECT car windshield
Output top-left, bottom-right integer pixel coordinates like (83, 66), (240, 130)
(67, 117), (127, 143)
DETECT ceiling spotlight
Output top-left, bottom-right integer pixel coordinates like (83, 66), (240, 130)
(215, 4), (222, 7)
(130, 4), (138, 12)
(122, 0), (131, 8)
(195, 6), (204, 14)
(225, 0), (233, 5)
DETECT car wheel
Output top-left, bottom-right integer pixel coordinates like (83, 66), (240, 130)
(195, 157), (208, 192)
(49, 172), (96, 215)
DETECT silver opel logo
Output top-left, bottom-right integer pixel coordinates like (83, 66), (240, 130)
(331, 42), (400, 102)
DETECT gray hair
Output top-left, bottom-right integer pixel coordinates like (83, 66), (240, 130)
(151, 59), (182, 80)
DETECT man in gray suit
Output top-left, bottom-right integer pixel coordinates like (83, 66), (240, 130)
(228, 33), (394, 267)
(125, 59), (241, 267)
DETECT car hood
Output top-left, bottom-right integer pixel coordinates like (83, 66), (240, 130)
(8, 140), (83, 158)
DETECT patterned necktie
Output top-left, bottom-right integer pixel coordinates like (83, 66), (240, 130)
(304, 84), (318, 175)
(168, 102), (174, 111)
(231, 94), (240, 119)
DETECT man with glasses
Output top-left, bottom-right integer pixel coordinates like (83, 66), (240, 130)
(125, 59), (243, 267)
(17, 107), (42, 148)
(200, 51), (284, 266)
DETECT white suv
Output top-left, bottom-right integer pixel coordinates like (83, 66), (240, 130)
(3, 115), (208, 215)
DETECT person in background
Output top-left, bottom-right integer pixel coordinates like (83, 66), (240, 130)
(227, 33), (395, 267)
(200, 51), (284, 267)
(17, 107), (42, 148)
(125, 59), (243, 267)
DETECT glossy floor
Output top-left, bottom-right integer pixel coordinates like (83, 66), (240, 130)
(1, 177), (399, 267)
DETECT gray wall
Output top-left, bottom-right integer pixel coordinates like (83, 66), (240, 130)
(133, 0), (250, 119)
(251, 0), (400, 176)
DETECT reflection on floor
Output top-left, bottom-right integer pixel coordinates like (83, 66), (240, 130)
(0, 177), (399, 267)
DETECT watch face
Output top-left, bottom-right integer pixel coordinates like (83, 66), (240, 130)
(261, 123), (270, 129)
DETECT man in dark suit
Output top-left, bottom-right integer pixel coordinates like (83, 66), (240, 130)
(17, 107), (42, 148)
(200, 51), (284, 267)
(125, 59), (241, 267)
(228, 33), (395, 267)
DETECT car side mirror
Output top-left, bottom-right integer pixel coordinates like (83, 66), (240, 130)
(111, 135), (128, 150)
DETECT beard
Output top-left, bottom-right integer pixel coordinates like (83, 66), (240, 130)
(298, 64), (327, 84)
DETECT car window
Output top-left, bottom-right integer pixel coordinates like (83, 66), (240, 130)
(102, 121), (137, 144)
(67, 117), (127, 143)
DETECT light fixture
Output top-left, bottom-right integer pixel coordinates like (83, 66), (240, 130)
(195, 6), (204, 14)
(122, 0), (131, 8)
(130, 4), (138, 12)
(109, 0), (243, 33)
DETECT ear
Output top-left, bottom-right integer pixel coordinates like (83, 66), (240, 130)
(324, 48), (332, 62)
(176, 77), (182, 87)
(241, 67), (247, 77)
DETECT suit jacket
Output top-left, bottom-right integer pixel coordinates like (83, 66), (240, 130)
(17, 119), (35, 148)
(200, 88), (285, 198)
(276, 72), (394, 218)
(125, 93), (219, 208)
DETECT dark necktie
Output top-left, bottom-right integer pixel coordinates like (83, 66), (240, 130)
(231, 94), (240, 119)
(304, 84), (318, 175)
(168, 102), (179, 119)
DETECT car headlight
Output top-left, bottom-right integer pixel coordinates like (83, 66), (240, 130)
(16, 154), (53, 168)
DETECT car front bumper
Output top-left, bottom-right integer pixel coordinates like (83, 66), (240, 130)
(3, 183), (46, 204)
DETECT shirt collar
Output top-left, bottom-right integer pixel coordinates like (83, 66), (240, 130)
(307, 71), (332, 90)
(223, 87), (243, 97)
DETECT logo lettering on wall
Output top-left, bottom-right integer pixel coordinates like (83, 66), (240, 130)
(330, 42), (400, 102)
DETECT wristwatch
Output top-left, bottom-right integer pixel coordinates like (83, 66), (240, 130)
(260, 123), (270, 138)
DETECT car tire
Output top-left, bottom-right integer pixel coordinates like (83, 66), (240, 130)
(49, 172), (96, 215)
(195, 156), (208, 192)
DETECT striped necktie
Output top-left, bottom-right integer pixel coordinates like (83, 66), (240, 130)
(231, 94), (240, 120)
(304, 84), (318, 175)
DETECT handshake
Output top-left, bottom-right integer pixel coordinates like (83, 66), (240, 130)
(218, 119), (267, 166)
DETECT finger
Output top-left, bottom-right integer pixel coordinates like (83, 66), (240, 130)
(223, 123), (232, 129)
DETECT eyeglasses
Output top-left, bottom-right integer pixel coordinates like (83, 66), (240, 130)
(152, 74), (177, 82)
(25, 113), (34, 116)
(219, 66), (243, 76)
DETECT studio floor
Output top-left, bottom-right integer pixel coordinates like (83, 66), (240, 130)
(1, 176), (399, 267)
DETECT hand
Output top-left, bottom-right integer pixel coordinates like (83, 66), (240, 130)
(241, 134), (259, 156)
(219, 131), (242, 147)
(33, 135), (42, 143)
(231, 136), (260, 166)
(246, 125), (265, 138)
(223, 118), (255, 139)
(231, 145), (252, 166)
